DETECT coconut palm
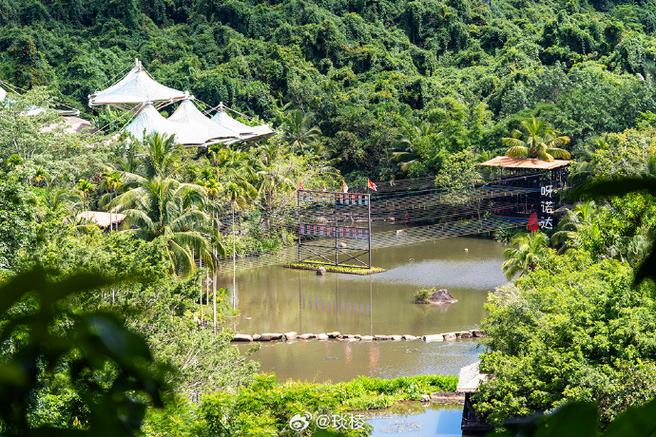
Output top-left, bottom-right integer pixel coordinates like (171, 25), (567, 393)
(551, 201), (598, 251)
(142, 133), (180, 178)
(282, 109), (322, 154)
(502, 231), (550, 279)
(207, 146), (257, 177)
(109, 175), (212, 277)
(255, 143), (295, 230)
(502, 116), (571, 162)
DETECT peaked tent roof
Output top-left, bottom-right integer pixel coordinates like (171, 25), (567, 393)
(125, 102), (230, 146)
(210, 103), (275, 143)
(124, 103), (179, 140)
(89, 59), (186, 109)
(168, 98), (239, 141)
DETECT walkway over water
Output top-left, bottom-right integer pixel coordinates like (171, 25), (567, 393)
(218, 173), (542, 272)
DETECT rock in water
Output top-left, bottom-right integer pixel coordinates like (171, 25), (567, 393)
(284, 331), (298, 341)
(259, 333), (283, 341)
(316, 266), (326, 276)
(428, 289), (458, 305)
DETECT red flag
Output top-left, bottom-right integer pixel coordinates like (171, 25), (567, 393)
(527, 212), (539, 232)
(367, 178), (378, 191)
(298, 179), (303, 190)
(341, 179), (349, 193)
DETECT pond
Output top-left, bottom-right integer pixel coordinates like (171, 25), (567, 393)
(368, 404), (464, 437)
(238, 338), (483, 382)
(226, 237), (506, 381)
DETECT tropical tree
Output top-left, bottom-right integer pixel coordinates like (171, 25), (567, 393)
(502, 231), (551, 279)
(281, 109), (322, 154)
(109, 175), (212, 277)
(142, 133), (180, 179)
(101, 169), (124, 194)
(503, 116), (571, 162)
(579, 176), (656, 283)
(392, 123), (443, 175)
(551, 200), (599, 251)
(75, 178), (95, 209)
(255, 143), (295, 230)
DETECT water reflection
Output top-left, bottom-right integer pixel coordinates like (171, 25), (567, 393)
(221, 238), (505, 336)
(369, 406), (463, 437)
(238, 340), (483, 382)
(227, 237), (504, 381)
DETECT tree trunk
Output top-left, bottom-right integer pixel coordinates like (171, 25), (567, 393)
(232, 207), (237, 310)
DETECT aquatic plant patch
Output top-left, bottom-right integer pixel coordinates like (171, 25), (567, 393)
(286, 261), (386, 275)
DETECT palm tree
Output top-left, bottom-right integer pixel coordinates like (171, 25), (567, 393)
(76, 178), (95, 210)
(98, 169), (125, 231)
(282, 109), (322, 154)
(552, 201), (598, 251)
(502, 231), (550, 279)
(142, 133), (180, 179)
(255, 143), (295, 230)
(503, 116), (571, 162)
(38, 186), (80, 229)
(109, 175), (213, 277)
(206, 146), (256, 178)
(392, 123), (441, 174)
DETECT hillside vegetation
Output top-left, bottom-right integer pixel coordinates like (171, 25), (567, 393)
(3, 0), (656, 178)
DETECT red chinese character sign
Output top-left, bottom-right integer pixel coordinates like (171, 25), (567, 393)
(527, 212), (539, 232)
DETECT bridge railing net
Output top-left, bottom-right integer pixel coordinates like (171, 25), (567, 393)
(215, 173), (539, 272)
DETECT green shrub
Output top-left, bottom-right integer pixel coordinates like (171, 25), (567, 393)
(145, 374), (458, 435)
(414, 287), (434, 304)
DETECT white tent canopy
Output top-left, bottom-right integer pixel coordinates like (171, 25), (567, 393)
(89, 59), (186, 109)
(210, 102), (275, 144)
(168, 98), (239, 142)
(125, 101), (238, 146)
(0, 85), (6, 102)
(124, 99), (276, 147)
(124, 103), (179, 140)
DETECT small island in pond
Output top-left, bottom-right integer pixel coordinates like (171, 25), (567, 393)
(414, 288), (458, 305)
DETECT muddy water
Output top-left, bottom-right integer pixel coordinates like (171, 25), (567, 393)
(238, 339), (483, 382)
(225, 237), (506, 381)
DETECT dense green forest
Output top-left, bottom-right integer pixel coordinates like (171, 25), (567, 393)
(3, 0), (656, 435)
(3, 0), (656, 179)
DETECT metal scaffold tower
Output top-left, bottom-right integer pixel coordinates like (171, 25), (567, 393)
(297, 190), (372, 269)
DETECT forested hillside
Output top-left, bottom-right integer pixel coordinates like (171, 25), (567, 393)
(3, 0), (656, 178)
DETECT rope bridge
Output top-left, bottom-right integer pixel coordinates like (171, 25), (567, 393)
(216, 174), (541, 272)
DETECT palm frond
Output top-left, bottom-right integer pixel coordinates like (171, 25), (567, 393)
(548, 148), (571, 160)
(505, 146), (529, 158)
(576, 177), (656, 200)
(501, 137), (525, 148)
(537, 150), (554, 162)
